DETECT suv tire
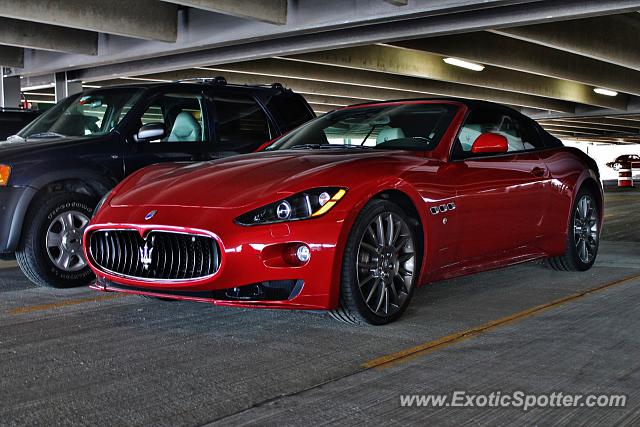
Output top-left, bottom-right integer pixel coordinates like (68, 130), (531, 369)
(16, 192), (96, 288)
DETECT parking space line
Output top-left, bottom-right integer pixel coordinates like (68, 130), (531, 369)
(363, 272), (640, 370)
(9, 294), (125, 315)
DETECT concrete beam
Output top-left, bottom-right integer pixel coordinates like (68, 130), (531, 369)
(539, 117), (640, 131)
(538, 121), (640, 135)
(542, 125), (603, 136)
(493, 13), (640, 71)
(287, 45), (627, 109)
(392, 31), (640, 98)
(302, 94), (377, 107)
(58, 0), (640, 85)
(308, 103), (343, 112)
(0, 0), (177, 42)
(141, 68), (433, 103)
(189, 60), (577, 113)
(55, 72), (82, 102)
(549, 131), (640, 142)
(162, 0), (287, 25)
(384, 0), (408, 5)
(549, 132), (640, 143)
(0, 17), (97, 55)
(0, 70), (21, 108)
(0, 45), (23, 68)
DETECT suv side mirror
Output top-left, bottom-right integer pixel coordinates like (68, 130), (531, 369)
(471, 132), (508, 154)
(137, 123), (166, 141)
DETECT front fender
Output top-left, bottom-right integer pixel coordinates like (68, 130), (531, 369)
(326, 179), (430, 308)
(4, 169), (118, 253)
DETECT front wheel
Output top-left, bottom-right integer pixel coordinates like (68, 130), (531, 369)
(547, 189), (600, 271)
(330, 200), (420, 325)
(16, 192), (96, 288)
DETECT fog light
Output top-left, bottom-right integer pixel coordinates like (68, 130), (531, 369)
(296, 245), (311, 263)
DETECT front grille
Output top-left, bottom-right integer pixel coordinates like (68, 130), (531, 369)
(88, 230), (220, 281)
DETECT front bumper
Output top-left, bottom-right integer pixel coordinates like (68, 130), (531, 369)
(84, 204), (347, 310)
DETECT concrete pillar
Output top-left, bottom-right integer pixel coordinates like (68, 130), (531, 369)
(55, 71), (82, 103)
(0, 68), (21, 109)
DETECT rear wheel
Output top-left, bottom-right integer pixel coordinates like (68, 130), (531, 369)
(16, 192), (96, 288)
(330, 200), (420, 325)
(547, 188), (600, 271)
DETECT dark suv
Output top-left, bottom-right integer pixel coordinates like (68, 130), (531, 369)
(0, 80), (314, 288)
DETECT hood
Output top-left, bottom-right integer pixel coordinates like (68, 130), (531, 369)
(110, 150), (416, 209)
(0, 135), (99, 159)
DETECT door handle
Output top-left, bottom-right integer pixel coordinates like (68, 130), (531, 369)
(531, 167), (546, 177)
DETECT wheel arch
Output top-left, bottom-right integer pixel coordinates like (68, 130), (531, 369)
(577, 176), (604, 224)
(372, 189), (425, 252)
(329, 182), (428, 309)
(8, 171), (116, 253)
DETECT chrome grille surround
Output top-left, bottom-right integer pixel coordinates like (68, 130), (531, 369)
(88, 229), (221, 282)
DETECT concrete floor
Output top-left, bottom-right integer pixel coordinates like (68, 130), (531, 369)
(1, 189), (639, 426)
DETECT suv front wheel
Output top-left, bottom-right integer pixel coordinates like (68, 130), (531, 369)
(16, 192), (96, 288)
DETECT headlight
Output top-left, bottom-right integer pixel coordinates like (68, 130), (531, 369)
(0, 165), (11, 186)
(235, 187), (347, 226)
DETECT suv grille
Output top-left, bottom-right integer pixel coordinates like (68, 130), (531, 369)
(88, 230), (220, 281)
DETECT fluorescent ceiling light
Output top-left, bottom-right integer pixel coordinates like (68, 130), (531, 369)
(443, 57), (485, 72)
(594, 88), (618, 97)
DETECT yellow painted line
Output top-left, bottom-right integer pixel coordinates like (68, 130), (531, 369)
(603, 214), (616, 219)
(363, 273), (640, 370)
(9, 293), (125, 315)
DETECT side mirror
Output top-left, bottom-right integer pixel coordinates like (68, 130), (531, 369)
(137, 123), (165, 141)
(471, 132), (508, 154)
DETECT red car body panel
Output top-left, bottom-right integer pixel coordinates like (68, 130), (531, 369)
(84, 100), (603, 310)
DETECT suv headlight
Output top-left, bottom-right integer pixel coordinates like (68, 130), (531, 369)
(235, 187), (347, 226)
(0, 165), (11, 186)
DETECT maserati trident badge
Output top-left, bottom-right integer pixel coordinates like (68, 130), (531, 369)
(145, 210), (157, 221)
(139, 240), (154, 270)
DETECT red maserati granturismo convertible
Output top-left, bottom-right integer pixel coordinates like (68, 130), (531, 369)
(83, 99), (602, 325)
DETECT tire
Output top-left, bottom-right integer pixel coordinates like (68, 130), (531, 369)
(16, 192), (96, 288)
(330, 199), (421, 325)
(547, 188), (600, 272)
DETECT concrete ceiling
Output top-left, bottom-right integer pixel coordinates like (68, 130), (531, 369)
(5, 0), (640, 143)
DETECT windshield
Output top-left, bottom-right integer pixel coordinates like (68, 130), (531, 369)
(17, 88), (143, 140)
(267, 103), (457, 151)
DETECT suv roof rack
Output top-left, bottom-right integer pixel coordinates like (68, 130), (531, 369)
(175, 76), (288, 91)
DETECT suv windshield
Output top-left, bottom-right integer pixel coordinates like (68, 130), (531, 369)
(16, 88), (143, 141)
(267, 103), (457, 151)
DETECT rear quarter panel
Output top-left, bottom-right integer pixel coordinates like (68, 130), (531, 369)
(538, 146), (603, 255)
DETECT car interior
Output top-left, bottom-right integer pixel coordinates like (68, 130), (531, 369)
(139, 93), (206, 143)
(453, 109), (541, 159)
(283, 105), (455, 150)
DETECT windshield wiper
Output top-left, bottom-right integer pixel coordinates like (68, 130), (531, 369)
(289, 144), (373, 150)
(27, 132), (66, 139)
(289, 144), (330, 150)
